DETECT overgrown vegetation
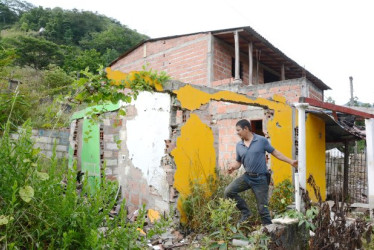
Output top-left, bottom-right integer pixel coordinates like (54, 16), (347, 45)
(269, 178), (294, 214)
(0, 63), (171, 248)
(1, 0), (150, 130)
(181, 173), (273, 248)
(274, 175), (374, 249)
(1, 0), (148, 68)
(0, 121), (170, 248)
(0, 24), (171, 247)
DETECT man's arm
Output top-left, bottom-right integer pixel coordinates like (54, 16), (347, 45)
(227, 161), (241, 174)
(271, 149), (298, 170)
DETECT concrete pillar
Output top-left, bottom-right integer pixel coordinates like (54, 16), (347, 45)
(207, 33), (214, 87)
(294, 103), (309, 190)
(248, 42), (253, 85)
(233, 30), (242, 84)
(365, 118), (374, 217)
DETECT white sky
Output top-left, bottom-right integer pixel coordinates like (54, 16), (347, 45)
(26, 0), (374, 105)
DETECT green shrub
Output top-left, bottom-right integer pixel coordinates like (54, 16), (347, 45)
(0, 121), (170, 249)
(269, 178), (294, 214)
(181, 172), (260, 233)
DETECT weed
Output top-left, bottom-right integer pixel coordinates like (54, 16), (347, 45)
(181, 172), (266, 248)
(208, 198), (239, 242)
(0, 121), (170, 248)
(269, 178), (294, 214)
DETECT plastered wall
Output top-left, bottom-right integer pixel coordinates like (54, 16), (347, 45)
(103, 68), (328, 218)
(118, 91), (172, 213)
(305, 113), (326, 201)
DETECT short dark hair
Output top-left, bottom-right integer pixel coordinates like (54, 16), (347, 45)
(236, 119), (251, 130)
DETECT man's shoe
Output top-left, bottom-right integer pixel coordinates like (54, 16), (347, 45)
(239, 214), (250, 223)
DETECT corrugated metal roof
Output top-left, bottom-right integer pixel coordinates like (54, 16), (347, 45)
(307, 108), (365, 143)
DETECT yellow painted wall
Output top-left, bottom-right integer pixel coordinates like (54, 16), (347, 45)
(173, 85), (295, 185)
(105, 67), (163, 91)
(306, 113), (326, 201)
(171, 114), (216, 222)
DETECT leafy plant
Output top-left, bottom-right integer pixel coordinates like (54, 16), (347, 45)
(276, 206), (319, 231)
(0, 119), (170, 249)
(269, 178), (294, 214)
(209, 198), (239, 241)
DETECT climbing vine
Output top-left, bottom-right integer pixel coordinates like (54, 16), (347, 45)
(68, 65), (169, 119)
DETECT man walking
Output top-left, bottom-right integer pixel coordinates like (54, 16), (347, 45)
(224, 119), (298, 225)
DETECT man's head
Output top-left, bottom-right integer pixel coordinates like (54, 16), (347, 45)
(236, 119), (251, 140)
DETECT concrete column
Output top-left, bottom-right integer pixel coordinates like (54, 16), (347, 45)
(248, 42), (253, 85)
(233, 30), (242, 84)
(365, 118), (374, 217)
(207, 33), (214, 87)
(294, 103), (309, 190)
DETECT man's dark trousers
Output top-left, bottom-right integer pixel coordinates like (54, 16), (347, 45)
(224, 173), (272, 225)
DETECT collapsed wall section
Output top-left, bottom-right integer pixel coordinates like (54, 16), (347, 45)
(208, 101), (268, 171)
(118, 92), (173, 213)
(69, 92), (175, 214)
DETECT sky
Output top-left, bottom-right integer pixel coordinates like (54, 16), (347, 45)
(25, 0), (374, 105)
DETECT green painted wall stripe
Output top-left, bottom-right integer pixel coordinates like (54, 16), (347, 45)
(70, 102), (121, 121)
(81, 119), (101, 191)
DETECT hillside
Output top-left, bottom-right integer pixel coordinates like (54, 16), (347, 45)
(0, 0), (149, 130)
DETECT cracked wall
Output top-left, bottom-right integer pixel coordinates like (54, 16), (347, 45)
(73, 68), (327, 218)
(116, 91), (173, 213)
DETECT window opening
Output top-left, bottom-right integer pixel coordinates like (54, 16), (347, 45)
(251, 120), (264, 136)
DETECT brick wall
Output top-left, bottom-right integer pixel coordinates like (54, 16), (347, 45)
(101, 112), (122, 179)
(209, 101), (266, 170)
(112, 33), (209, 86)
(246, 84), (302, 103)
(11, 129), (69, 158)
(309, 84), (323, 101)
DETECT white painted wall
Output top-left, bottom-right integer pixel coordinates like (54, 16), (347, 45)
(125, 92), (171, 202)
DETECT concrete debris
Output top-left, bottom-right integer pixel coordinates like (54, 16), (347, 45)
(272, 217), (299, 225)
(163, 239), (173, 248)
(232, 239), (250, 246)
(128, 209), (139, 222)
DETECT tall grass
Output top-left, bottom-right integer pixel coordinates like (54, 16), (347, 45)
(0, 96), (170, 249)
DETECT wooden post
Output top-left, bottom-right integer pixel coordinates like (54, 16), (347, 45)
(233, 30), (242, 84)
(281, 64), (285, 81)
(248, 42), (253, 85)
(343, 140), (349, 201)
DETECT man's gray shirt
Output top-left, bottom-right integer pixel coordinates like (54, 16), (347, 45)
(236, 133), (274, 174)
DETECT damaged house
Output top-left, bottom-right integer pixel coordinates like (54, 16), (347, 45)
(68, 27), (374, 218)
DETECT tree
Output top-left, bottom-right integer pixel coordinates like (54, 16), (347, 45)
(1, 35), (64, 69)
(79, 24), (148, 64)
(0, 2), (18, 27)
(325, 96), (335, 104)
(17, 6), (50, 31)
(0, 0), (33, 26)
(62, 47), (105, 72)
(0, 46), (16, 69)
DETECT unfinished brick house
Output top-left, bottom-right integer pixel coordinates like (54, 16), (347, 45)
(109, 26), (331, 171)
(110, 26), (330, 101)
(69, 26), (374, 218)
